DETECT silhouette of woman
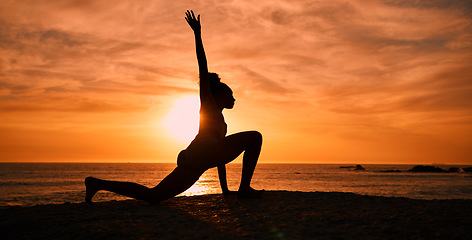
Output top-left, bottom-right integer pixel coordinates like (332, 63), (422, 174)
(84, 10), (263, 204)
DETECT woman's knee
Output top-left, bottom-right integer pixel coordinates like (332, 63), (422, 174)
(247, 131), (263, 145)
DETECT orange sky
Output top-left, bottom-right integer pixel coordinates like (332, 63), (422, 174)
(1, 0), (471, 164)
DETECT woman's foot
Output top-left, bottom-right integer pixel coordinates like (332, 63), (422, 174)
(238, 187), (264, 199)
(85, 177), (100, 204)
(222, 190), (237, 196)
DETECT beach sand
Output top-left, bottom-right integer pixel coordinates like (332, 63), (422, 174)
(1, 191), (471, 240)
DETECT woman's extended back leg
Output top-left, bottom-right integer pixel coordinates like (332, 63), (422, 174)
(149, 167), (203, 202)
(85, 167), (202, 204)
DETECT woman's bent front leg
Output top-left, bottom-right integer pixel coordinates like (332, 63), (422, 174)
(214, 131), (263, 197)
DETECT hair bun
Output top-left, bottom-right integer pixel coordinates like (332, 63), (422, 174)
(207, 72), (229, 94)
(208, 72), (221, 84)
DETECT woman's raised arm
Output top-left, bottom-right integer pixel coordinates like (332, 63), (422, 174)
(185, 10), (213, 106)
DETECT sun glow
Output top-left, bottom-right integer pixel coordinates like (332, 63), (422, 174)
(163, 95), (200, 143)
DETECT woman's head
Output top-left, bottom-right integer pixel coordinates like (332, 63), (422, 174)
(209, 73), (235, 109)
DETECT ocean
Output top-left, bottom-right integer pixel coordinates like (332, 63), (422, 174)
(1, 163), (471, 208)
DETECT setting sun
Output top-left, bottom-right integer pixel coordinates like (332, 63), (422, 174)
(163, 95), (200, 143)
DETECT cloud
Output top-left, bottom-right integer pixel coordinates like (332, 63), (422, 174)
(317, 63), (472, 115)
(384, 0), (472, 12)
(0, 0), (471, 163)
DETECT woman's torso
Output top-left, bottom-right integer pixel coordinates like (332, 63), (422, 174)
(195, 108), (227, 140)
(180, 107), (227, 170)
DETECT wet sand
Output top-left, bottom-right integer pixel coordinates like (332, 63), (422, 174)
(1, 191), (471, 239)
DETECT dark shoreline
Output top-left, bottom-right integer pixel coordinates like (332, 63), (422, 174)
(1, 191), (471, 239)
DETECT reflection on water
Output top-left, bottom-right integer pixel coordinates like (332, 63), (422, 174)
(181, 175), (214, 196)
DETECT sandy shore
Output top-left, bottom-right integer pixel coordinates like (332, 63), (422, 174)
(1, 191), (471, 240)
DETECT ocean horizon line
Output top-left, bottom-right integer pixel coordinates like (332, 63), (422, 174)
(1, 161), (470, 166)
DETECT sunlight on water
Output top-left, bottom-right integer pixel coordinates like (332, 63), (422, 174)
(181, 177), (213, 196)
(179, 170), (221, 197)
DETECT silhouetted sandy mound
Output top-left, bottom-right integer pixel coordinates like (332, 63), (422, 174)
(1, 191), (471, 239)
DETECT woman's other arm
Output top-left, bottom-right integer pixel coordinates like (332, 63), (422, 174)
(217, 164), (235, 195)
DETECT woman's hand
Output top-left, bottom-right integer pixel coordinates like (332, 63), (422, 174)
(185, 10), (201, 34)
